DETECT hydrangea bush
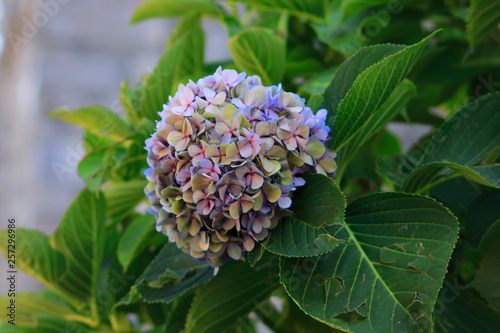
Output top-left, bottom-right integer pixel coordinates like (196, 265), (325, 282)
(145, 68), (336, 266)
(2, 1), (500, 333)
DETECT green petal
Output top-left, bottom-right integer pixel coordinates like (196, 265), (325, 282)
(306, 139), (325, 159)
(262, 182), (281, 203)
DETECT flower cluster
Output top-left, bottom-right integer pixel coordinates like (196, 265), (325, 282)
(145, 67), (336, 266)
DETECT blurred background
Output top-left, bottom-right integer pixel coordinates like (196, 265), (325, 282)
(0, 0), (230, 292)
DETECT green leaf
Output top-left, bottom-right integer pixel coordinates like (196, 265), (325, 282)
(299, 66), (338, 96)
(117, 214), (156, 271)
(336, 79), (416, 180)
(228, 27), (286, 85)
(0, 291), (80, 328)
(118, 243), (214, 305)
(280, 192), (458, 333)
(184, 261), (279, 333)
(264, 216), (341, 257)
(434, 287), (500, 333)
(1, 191), (105, 311)
(0, 315), (90, 333)
(291, 173), (346, 228)
(343, 129), (401, 183)
(307, 94), (325, 112)
(470, 239), (500, 313)
(466, 190), (500, 248)
(466, 0), (500, 49)
(50, 189), (106, 309)
(104, 180), (148, 225)
(131, 0), (222, 23)
(33, 315), (90, 333)
(164, 293), (194, 333)
(77, 149), (117, 192)
(119, 81), (142, 127)
(245, 0), (329, 22)
(421, 92), (500, 166)
(331, 32), (437, 150)
(140, 14), (204, 121)
(48, 106), (131, 141)
(321, 44), (404, 126)
(341, 0), (390, 20)
(0, 229), (71, 300)
(483, 146), (500, 164)
(479, 218), (500, 253)
(401, 162), (500, 194)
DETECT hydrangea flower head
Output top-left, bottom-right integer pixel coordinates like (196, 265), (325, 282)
(145, 67), (336, 267)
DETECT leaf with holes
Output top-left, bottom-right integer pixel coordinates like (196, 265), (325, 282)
(291, 173), (345, 228)
(263, 216), (342, 257)
(280, 192), (458, 333)
(117, 243), (213, 305)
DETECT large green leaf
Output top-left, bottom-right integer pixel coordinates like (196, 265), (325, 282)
(0, 291), (81, 328)
(164, 293), (195, 333)
(140, 15), (204, 121)
(50, 189), (106, 309)
(434, 287), (500, 333)
(48, 106), (131, 141)
(465, 191), (500, 248)
(0, 315), (90, 333)
(380, 92), (500, 190)
(466, 0), (500, 49)
(401, 162), (500, 194)
(336, 79), (416, 180)
(119, 81), (142, 127)
(0, 190), (106, 310)
(104, 180), (148, 225)
(478, 218), (500, 254)
(321, 44), (403, 125)
(470, 238), (500, 313)
(341, 0), (389, 20)
(0, 229), (71, 300)
(421, 92), (500, 166)
(131, 0), (222, 23)
(264, 216), (341, 257)
(228, 27), (286, 85)
(244, 0), (329, 22)
(184, 261), (279, 333)
(331, 32), (436, 150)
(291, 173), (346, 228)
(117, 214), (157, 271)
(118, 243), (213, 305)
(280, 192), (458, 332)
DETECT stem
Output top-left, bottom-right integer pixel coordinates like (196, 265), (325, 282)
(415, 173), (460, 194)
